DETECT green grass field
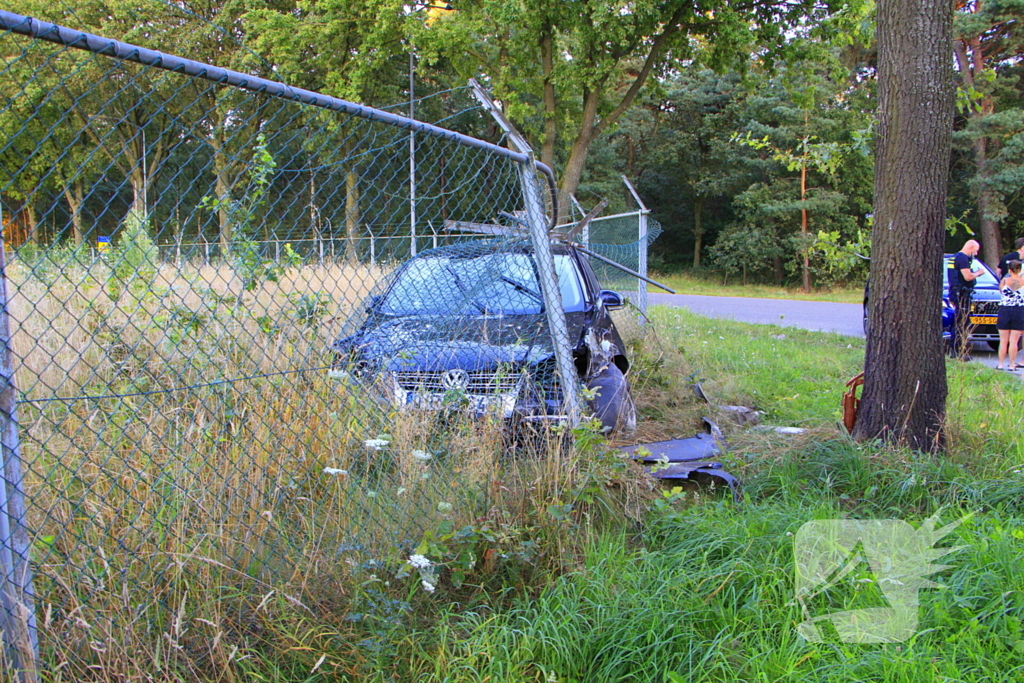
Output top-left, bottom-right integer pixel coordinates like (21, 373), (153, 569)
(649, 271), (865, 304)
(338, 306), (1024, 683)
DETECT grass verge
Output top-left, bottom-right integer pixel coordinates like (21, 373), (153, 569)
(354, 306), (1024, 683)
(649, 271), (864, 304)
(14, 264), (1024, 681)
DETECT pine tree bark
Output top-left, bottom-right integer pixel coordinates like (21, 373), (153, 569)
(693, 196), (705, 269)
(852, 0), (953, 450)
(954, 31), (1003, 267)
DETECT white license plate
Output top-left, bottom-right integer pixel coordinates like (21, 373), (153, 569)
(405, 391), (495, 413)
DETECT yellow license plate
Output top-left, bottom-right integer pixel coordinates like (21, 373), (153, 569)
(970, 316), (997, 325)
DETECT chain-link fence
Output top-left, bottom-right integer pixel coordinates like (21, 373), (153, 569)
(579, 177), (663, 320)
(0, 8), (583, 679)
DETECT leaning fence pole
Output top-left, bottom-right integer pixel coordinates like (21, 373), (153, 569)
(518, 158), (582, 425)
(468, 79), (582, 425)
(0, 209), (39, 682)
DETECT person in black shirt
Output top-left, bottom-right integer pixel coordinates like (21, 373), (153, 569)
(997, 237), (1024, 280)
(948, 240), (983, 359)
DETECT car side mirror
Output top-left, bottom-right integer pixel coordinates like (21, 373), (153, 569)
(599, 290), (624, 310)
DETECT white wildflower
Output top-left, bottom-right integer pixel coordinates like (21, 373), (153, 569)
(397, 487), (407, 496)
(408, 554), (432, 569)
(437, 502), (453, 513)
(328, 368), (349, 380)
(421, 472), (432, 480)
(366, 490), (378, 498)
(411, 449), (432, 462)
(364, 438), (390, 450)
(323, 467), (348, 477)
(421, 580), (436, 593)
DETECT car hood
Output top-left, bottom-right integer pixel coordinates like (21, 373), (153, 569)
(946, 283), (1001, 301)
(337, 314), (566, 373)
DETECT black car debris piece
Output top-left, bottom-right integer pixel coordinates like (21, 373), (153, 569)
(621, 419), (741, 502)
(330, 239), (637, 433)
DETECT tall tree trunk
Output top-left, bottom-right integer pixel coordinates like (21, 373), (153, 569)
(954, 35), (1002, 267)
(974, 136), (1002, 265)
(211, 135), (232, 255)
(558, 89), (600, 221)
(25, 202), (38, 246)
(309, 169), (320, 240)
(978, 188), (1002, 266)
(693, 196), (705, 269)
(62, 180), (85, 247)
(800, 161), (811, 292)
(853, 0), (952, 450)
(345, 170), (360, 265)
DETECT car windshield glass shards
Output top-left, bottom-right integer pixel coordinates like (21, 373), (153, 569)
(380, 253), (544, 316)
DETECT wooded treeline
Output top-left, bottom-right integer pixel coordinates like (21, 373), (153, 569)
(2, 0), (1022, 286)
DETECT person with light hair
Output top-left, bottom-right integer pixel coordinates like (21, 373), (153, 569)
(947, 239), (983, 360)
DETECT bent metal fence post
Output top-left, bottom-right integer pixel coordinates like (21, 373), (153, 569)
(468, 79), (583, 424)
(0, 7), (583, 678)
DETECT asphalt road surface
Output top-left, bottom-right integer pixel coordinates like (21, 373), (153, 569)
(647, 292), (1011, 371)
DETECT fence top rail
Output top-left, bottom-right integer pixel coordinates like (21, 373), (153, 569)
(0, 10), (556, 183)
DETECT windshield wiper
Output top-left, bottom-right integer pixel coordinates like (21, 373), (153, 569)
(445, 264), (488, 314)
(500, 276), (542, 302)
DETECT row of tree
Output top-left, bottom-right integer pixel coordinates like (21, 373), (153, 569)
(1, 0), (1021, 287)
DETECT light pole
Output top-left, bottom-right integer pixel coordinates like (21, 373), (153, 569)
(408, 2), (452, 258)
(409, 48), (416, 257)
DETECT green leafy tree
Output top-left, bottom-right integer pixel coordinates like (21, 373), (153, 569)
(953, 0), (1024, 265)
(416, 0), (856, 214)
(639, 70), (752, 269)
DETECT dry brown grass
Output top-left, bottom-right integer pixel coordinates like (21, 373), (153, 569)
(7, 260), (388, 400)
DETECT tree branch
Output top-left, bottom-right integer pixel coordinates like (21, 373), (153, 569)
(592, 6), (689, 139)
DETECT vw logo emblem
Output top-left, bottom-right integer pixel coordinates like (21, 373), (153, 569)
(441, 369), (470, 391)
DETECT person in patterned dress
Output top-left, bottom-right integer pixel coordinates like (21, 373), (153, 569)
(996, 260), (1024, 371)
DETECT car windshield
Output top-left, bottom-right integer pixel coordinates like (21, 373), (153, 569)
(943, 257), (999, 287)
(380, 253), (585, 316)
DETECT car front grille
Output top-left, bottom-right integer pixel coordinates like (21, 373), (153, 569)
(971, 300), (1000, 315)
(394, 369), (522, 395)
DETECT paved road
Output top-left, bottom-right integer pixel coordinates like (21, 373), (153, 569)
(647, 292), (1011, 371)
(648, 293), (865, 338)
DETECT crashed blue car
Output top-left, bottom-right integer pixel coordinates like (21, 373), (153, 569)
(330, 239), (637, 433)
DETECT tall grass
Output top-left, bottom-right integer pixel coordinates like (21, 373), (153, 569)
(375, 306), (1024, 683)
(6, 255), (623, 681)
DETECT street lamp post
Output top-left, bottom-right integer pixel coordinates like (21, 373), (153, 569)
(409, 49), (416, 257)
(408, 2), (452, 259)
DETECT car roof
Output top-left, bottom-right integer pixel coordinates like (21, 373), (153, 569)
(406, 238), (574, 259)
